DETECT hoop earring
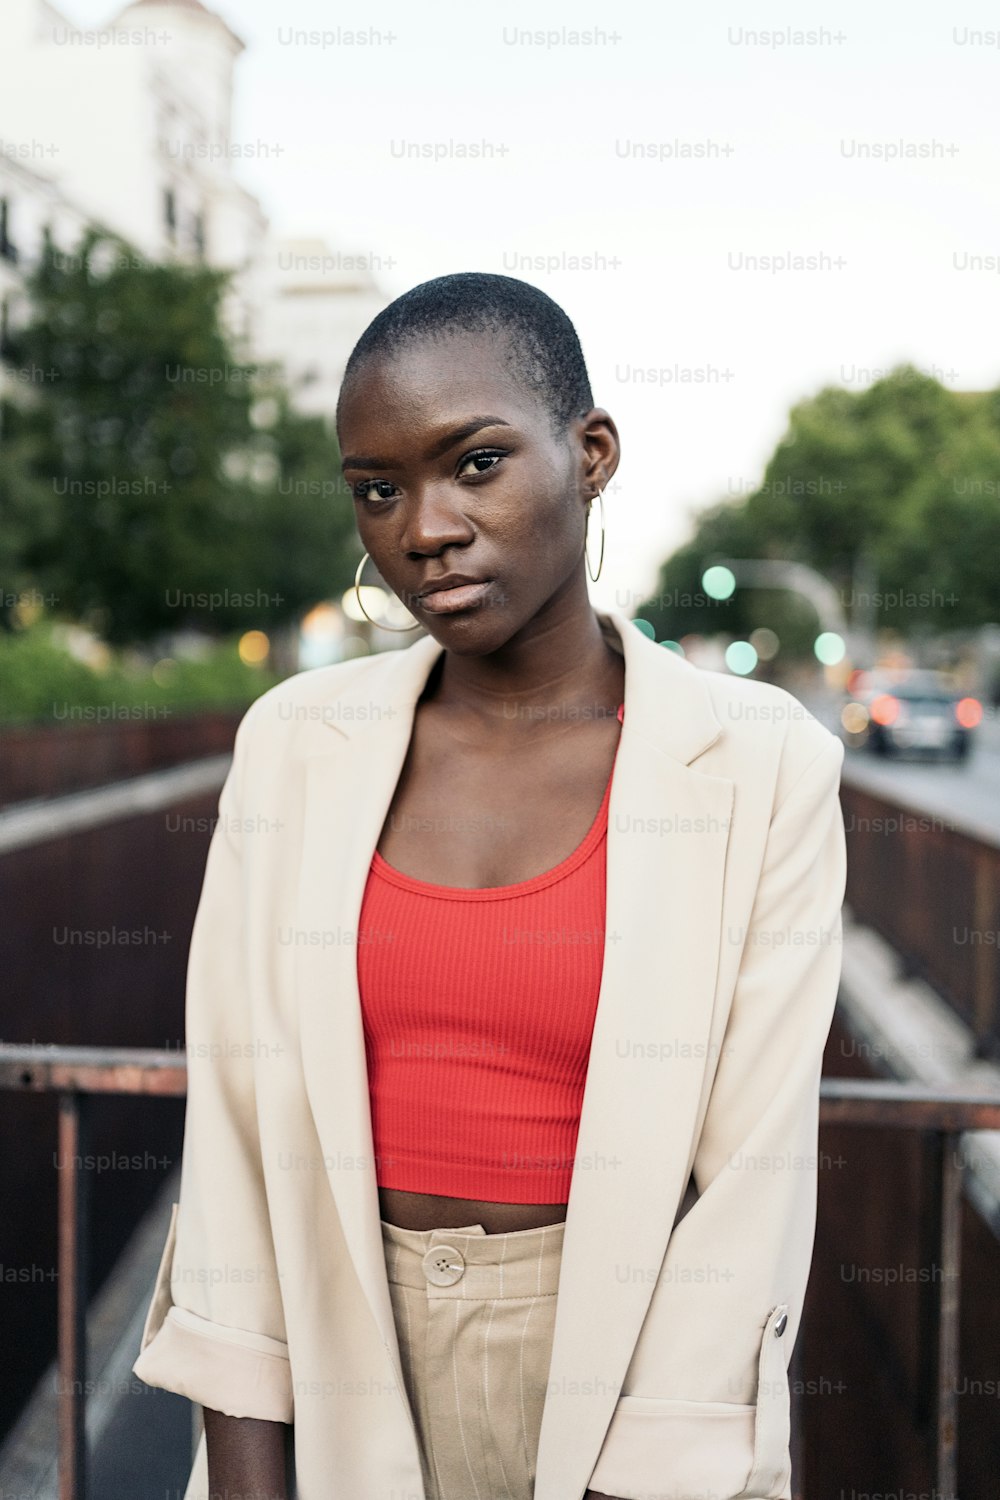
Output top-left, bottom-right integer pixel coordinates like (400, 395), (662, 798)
(585, 488), (605, 583)
(353, 552), (421, 632)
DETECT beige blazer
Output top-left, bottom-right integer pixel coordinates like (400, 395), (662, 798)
(132, 606), (847, 1500)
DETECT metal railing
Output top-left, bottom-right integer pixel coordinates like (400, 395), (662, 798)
(793, 1078), (1000, 1500)
(841, 776), (1000, 1059)
(0, 1045), (185, 1500)
(1, 1047), (999, 1500)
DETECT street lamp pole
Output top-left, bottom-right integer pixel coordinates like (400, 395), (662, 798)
(712, 557), (871, 664)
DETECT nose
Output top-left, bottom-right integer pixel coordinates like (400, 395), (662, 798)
(398, 485), (475, 557)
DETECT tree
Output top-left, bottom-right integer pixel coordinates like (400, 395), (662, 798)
(638, 365), (1000, 651)
(0, 229), (358, 643)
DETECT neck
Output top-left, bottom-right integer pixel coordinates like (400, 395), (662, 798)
(423, 586), (625, 732)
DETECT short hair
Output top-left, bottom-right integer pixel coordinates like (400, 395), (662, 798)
(336, 272), (594, 436)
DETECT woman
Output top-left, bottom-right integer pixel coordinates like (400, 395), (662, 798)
(133, 273), (847, 1500)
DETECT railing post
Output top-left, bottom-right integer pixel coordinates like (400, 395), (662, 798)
(971, 848), (995, 1056)
(916, 1128), (942, 1433)
(936, 1130), (962, 1500)
(57, 1089), (90, 1500)
(789, 1323), (804, 1500)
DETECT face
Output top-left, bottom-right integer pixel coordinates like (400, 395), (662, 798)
(336, 330), (619, 655)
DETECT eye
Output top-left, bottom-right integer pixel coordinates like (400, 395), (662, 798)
(353, 479), (399, 504)
(457, 449), (507, 478)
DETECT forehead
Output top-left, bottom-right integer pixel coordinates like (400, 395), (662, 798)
(337, 329), (545, 438)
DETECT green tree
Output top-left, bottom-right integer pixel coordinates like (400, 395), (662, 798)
(0, 229), (357, 643)
(639, 365), (1000, 652)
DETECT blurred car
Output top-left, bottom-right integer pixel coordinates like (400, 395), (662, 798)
(839, 668), (982, 762)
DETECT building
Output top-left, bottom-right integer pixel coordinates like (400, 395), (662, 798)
(0, 152), (91, 414)
(255, 237), (388, 420)
(0, 0), (386, 385)
(0, 0), (265, 265)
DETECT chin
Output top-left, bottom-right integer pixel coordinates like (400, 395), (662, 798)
(423, 622), (505, 655)
(419, 606), (521, 655)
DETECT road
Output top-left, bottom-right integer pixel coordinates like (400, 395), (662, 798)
(797, 692), (1000, 845)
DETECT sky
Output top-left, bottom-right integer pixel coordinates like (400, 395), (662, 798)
(66, 0), (1000, 612)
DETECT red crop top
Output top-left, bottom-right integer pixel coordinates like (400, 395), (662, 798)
(356, 704), (624, 1204)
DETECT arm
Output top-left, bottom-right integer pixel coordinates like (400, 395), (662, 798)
(132, 707), (294, 1464)
(586, 731), (847, 1500)
(203, 1410), (288, 1500)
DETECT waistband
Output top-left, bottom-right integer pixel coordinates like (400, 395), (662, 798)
(380, 1217), (565, 1299)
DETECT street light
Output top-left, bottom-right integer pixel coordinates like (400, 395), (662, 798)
(702, 557), (861, 667)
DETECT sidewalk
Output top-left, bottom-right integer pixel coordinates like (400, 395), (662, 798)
(0, 1170), (195, 1500)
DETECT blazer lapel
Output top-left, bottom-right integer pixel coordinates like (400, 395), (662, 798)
(295, 632), (442, 1417)
(293, 609), (735, 1500)
(533, 614), (735, 1500)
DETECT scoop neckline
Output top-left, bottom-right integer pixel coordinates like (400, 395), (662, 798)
(369, 704), (623, 901)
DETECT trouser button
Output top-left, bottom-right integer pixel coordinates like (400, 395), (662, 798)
(421, 1244), (465, 1286)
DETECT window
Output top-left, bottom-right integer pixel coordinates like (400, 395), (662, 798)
(0, 198), (18, 264)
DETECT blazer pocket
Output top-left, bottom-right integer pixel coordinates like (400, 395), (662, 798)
(585, 1394), (756, 1499)
(585, 1303), (792, 1500)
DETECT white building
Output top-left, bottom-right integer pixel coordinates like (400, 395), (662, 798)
(0, 152), (92, 412)
(0, 0), (271, 420)
(255, 237), (388, 421)
(0, 0), (266, 273)
(0, 0), (389, 414)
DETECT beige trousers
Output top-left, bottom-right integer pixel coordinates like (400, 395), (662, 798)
(380, 1216), (566, 1500)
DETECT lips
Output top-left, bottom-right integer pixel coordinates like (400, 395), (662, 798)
(415, 578), (495, 615)
(417, 574), (490, 598)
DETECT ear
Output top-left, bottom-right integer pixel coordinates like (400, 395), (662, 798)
(578, 407), (621, 497)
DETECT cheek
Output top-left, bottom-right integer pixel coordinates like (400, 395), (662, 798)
(489, 460), (578, 549)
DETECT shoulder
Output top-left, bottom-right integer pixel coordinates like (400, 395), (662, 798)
(229, 650), (399, 755)
(693, 663), (844, 807)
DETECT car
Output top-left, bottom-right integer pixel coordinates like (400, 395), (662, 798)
(839, 668), (982, 763)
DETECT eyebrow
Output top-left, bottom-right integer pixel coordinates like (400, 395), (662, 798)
(341, 415), (513, 471)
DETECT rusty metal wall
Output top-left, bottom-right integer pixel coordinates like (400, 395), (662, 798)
(0, 712), (243, 808)
(0, 795), (216, 1442)
(842, 781), (1000, 1058)
(804, 1011), (1000, 1497)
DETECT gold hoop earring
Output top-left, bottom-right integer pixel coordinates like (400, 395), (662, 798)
(353, 552), (421, 632)
(585, 488), (605, 583)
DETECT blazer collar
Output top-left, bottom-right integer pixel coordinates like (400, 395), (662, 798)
(301, 605), (724, 768)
